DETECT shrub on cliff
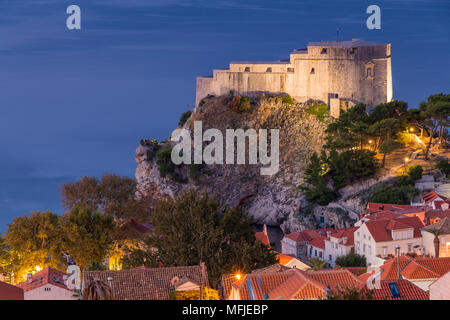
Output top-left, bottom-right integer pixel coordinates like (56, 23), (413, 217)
(436, 160), (450, 178)
(367, 167), (421, 204)
(305, 102), (329, 122)
(231, 95), (253, 113)
(280, 94), (295, 106)
(156, 148), (184, 183)
(178, 110), (192, 127)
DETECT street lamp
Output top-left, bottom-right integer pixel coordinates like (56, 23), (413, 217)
(404, 157), (409, 173)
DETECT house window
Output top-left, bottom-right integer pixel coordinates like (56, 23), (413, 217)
(244, 67), (250, 72)
(310, 247), (313, 255)
(321, 48), (327, 54)
(319, 251), (323, 258)
(366, 66), (374, 78)
(383, 247), (387, 256)
(329, 255), (332, 261)
(314, 249), (318, 257)
(356, 241), (360, 250)
(266, 67), (272, 72)
(287, 67), (294, 72)
(368, 246), (372, 255)
(408, 244), (412, 252)
(363, 244), (366, 253)
(310, 68), (315, 74)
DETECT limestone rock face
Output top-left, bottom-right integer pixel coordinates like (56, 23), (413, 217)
(135, 95), (330, 231)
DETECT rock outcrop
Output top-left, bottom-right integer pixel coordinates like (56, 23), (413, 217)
(135, 94), (330, 231)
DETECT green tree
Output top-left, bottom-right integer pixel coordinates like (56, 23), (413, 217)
(335, 253), (367, 267)
(300, 152), (336, 205)
(60, 208), (115, 269)
(412, 94), (450, 159)
(143, 189), (277, 287)
(4, 211), (64, 281)
(435, 160), (450, 178)
(60, 174), (149, 237)
(407, 165), (423, 181)
(308, 257), (327, 271)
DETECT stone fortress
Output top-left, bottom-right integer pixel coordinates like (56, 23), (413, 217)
(196, 39), (393, 117)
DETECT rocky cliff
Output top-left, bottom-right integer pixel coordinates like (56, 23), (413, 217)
(135, 94), (342, 231)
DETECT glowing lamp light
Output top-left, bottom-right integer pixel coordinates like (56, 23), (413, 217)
(235, 274), (241, 280)
(35, 265), (42, 272)
(368, 140), (373, 144)
(409, 127), (414, 132)
(404, 157), (409, 162)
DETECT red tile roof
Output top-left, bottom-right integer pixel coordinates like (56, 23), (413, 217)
(308, 236), (326, 249)
(82, 265), (209, 300)
(284, 232), (310, 242)
(378, 256), (450, 280)
(305, 269), (363, 291)
(17, 267), (71, 293)
(224, 269), (364, 300)
(329, 227), (358, 246)
(423, 191), (449, 205)
(364, 215), (424, 242)
(369, 280), (429, 300)
(0, 281), (24, 300)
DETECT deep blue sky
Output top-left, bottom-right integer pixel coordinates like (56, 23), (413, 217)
(0, 0), (449, 232)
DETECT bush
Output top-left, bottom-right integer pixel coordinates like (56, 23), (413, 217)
(231, 95), (253, 113)
(436, 160), (450, 178)
(407, 165), (423, 181)
(178, 110), (192, 127)
(280, 94), (295, 106)
(335, 253), (367, 268)
(368, 183), (418, 205)
(305, 102), (329, 121)
(156, 148), (184, 182)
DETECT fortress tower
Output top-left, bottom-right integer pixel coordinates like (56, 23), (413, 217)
(196, 39), (393, 117)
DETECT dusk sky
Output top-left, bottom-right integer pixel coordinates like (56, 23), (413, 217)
(0, 0), (449, 232)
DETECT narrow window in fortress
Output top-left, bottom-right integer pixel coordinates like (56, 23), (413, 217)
(310, 68), (315, 74)
(244, 67), (250, 72)
(287, 67), (294, 73)
(366, 67), (374, 78)
(266, 67), (272, 72)
(320, 48), (327, 54)
(349, 48), (356, 54)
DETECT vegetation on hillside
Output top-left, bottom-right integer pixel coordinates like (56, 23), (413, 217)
(122, 189), (277, 288)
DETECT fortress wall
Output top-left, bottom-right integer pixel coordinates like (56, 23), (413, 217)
(195, 40), (392, 116)
(196, 77), (213, 106)
(211, 70), (294, 98)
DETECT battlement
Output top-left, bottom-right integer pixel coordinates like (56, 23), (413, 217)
(196, 39), (393, 117)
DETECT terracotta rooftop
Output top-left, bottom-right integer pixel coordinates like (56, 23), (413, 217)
(223, 269), (364, 300)
(422, 217), (450, 234)
(378, 256), (450, 280)
(369, 280), (429, 300)
(308, 236), (326, 249)
(251, 264), (291, 274)
(17, 267), (72, 293)
(364, 215), (424, 242)
(82, 265), (209, 300)
(423, 191), (449, 205)
(0, 281), (24, 300)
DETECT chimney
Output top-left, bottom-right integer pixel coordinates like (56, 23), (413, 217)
(27, 273), (33, 284)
